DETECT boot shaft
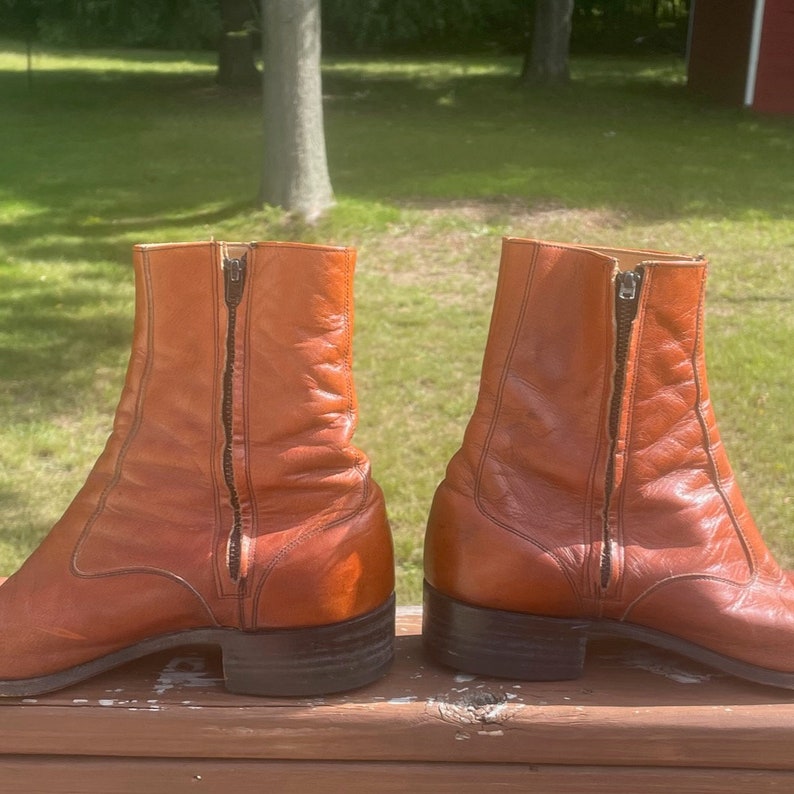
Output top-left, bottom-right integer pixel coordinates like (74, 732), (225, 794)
(0, 240), (396, 695)
(427, 238), (770, 617)
(424, 238), (794, 686)
(56, 241), (391, 628)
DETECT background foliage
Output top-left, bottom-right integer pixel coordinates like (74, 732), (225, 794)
(2, 0), (690, 54)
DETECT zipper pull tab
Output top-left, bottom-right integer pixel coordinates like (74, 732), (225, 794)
(617, 270), (641, 301)
(223, 254), (247, 307)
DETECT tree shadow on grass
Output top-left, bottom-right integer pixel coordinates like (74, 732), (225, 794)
(0, 64), (262, 264)
(0, 267), (133, 418)
(0, 198), (257, 267)
(320, 57), (794, 221)
(0, 53), (792, 274)
(0, 267), (132, 568)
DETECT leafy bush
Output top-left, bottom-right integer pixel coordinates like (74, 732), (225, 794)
(3, 0), (689, 54)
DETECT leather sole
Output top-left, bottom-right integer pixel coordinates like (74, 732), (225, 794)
(423, 581), (794, 690)
(0, 594), (395, 698)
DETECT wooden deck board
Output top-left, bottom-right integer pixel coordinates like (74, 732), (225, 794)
(3, 758), (794, 794)
(2, 608), (794, 791)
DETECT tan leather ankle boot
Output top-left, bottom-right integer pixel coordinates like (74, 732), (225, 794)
(424, 237), (794, 688)
(0, 241), (395, 697)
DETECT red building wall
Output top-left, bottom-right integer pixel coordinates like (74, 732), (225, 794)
(687, 0), (756, 105)
(753, 0), (794, 114)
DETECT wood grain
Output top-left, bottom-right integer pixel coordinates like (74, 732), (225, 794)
(2, 608), (793, 792)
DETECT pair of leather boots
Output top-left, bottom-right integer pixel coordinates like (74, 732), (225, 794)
(1, 238), (792, 698)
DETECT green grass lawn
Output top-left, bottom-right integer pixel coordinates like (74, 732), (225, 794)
(1, 41), (793, 602)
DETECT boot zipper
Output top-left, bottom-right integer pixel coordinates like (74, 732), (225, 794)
(600, 268), (643, 589)
(222, 253), (247, 582)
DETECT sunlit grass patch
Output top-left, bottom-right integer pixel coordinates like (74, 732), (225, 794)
(0, 40), (215, 75)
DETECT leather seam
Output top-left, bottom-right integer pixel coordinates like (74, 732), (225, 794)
(70, 248), (218, 623)
(238, 260), (256, 626)
(474, 242), (584, 607)
(691, 266), (758, 577)
(621, 571), (754, 621)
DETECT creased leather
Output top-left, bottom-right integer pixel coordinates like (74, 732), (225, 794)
(0, 241), (394, 679)
(425, 237), (794, 673)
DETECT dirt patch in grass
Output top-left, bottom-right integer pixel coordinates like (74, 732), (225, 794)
(358, 199), (627, 305)
(401, 197), (627, 229)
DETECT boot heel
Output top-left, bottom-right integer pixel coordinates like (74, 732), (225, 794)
(220, 595), (395, 696)
(422, 581), (588, 681)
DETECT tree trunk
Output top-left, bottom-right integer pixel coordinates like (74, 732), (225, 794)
(521, 0), (574, 85)
(217, 0), (261, 87)
(260, 0), (334, 220)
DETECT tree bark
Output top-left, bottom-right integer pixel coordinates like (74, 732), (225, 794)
(260, 0), (334, 220)
(217, 0), (261, 87)
(521, 0), (574, 85)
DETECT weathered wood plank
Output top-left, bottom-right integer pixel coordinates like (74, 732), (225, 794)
(1, 609), (794, 773)
(1, 758), (792, 794)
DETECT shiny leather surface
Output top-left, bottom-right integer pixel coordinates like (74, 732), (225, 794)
(0, 241), (394, 679)
(425, 237), (794, 673)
